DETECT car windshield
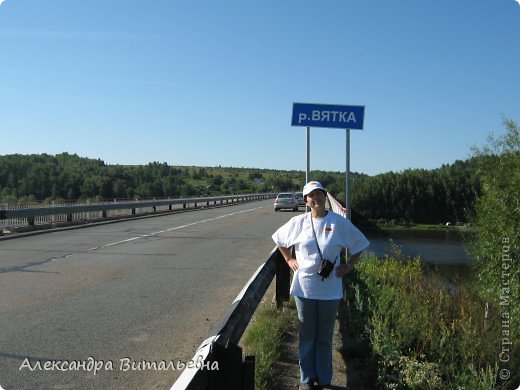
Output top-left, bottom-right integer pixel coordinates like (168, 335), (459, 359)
(278, 193), (292, 198)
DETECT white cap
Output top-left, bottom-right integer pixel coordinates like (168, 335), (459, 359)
(302, 181), (327, 199)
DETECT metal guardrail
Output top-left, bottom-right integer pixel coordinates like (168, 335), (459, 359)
(172, 247), (291, 390)
(0, 194), (275, 230)
(327, 193), (347, 218)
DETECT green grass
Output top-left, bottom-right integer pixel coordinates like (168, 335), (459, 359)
(343, 254), (516, 389)
(242, 301), (296, 390)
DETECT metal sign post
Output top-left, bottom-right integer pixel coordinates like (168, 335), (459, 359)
(306, 126), (310, 184)
(346, 129), (351, 219)
(291, 102), (365, 220)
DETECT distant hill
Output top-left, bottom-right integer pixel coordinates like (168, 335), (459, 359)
(0, 153), (482, 224)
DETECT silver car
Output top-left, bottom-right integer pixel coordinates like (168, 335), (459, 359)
(294, 192), (305, 207)
(274, 192), (298, 212)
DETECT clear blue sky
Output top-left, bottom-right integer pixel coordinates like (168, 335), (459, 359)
(1, 0), (519, 176)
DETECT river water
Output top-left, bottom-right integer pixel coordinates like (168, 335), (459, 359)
(364, 229), (472, 265)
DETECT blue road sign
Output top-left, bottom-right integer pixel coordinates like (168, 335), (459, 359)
(291, 102), (365, 130)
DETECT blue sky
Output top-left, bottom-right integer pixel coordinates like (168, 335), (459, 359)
(1, 0), (519, 176)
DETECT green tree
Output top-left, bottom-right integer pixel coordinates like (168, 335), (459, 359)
(469, 118), (519, 386)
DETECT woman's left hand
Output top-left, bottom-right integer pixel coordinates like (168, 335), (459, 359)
(335, 263), (354, 277)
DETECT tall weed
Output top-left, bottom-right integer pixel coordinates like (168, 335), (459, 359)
(347, 254), (510, 389)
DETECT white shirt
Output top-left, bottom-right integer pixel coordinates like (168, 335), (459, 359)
(272, 211), (369, 300)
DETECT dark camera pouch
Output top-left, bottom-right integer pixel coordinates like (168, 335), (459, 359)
(317, 259), (334, 279)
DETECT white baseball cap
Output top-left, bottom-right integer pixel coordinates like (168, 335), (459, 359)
(302, 181), (327, 199)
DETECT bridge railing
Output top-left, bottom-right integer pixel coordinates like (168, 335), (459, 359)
(171, 246), (291, 390)
(0, 194), (275, 231)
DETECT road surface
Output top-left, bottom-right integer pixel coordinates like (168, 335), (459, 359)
(0, 199), (300, 389)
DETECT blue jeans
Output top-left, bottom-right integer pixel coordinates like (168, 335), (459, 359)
(294, 296), (340, 385)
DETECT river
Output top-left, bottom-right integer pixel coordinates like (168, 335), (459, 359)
(364, 228), (472, 265)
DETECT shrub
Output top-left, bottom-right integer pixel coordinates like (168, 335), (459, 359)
(348, 255), (504, 389)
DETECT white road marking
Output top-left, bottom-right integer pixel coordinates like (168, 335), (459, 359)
(48, 206), (264, 261)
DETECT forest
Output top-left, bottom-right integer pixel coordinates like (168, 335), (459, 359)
(0, 152), (482, 225)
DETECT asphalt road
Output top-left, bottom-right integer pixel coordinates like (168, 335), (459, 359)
(0, 199), (301, 390)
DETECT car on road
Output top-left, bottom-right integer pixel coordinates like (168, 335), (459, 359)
(294, 192), (305, 207)
(274, 192), (298, 211)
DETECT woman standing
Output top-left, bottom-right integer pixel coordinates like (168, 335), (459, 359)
(272, 181), (369, 390)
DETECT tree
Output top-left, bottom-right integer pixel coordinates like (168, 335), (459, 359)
(469, 118), (519, 384)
